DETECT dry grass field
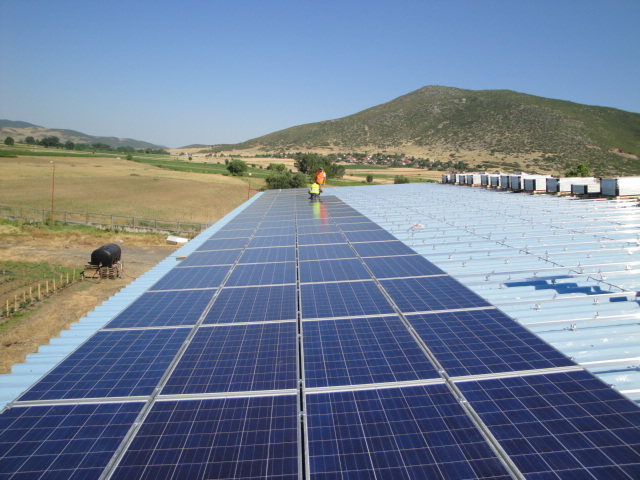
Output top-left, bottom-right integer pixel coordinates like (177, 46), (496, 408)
(0, 155), (256, 224)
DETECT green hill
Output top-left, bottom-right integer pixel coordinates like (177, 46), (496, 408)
(232, 86), (640, 175)
(0, 120), (163, 149)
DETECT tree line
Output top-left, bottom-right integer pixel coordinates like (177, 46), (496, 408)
(3, 135), (168, 155)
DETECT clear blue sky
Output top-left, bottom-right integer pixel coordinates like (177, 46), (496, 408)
(1, 0), (638, 148)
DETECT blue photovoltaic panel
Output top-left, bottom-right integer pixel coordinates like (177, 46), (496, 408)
(331, 215), (369, 223)
(195, 237), (249, 251)
(406, 310), (575, 377)
(297, 232), (346, 245)
(225, 262), (296, 286)
(301, 281), (395, 319)
(163, 322), (298, 394)
(298, 243), (356, 261)
(0, 402), (143, 480)
(458, 370), (640, 479)
(254, 226), (296, 237)
(342, 229), (397, 242)
(299, 258), (371, 283)
(210, 228), (255, 239)
(106, 289), (215, 328)
(364, 254), (446, 278)
(111, 395), (299, 480)
(380, 276), (492, 312)
(258, 220), (296, 228)
(239, 246), (296, 264)
(337, 222), (386, 232)
(178, 248), (243, 267)
(306, 384), (511, 479)
(352, 240), (418, 257)
(19, 328), (190, 400)
(247, 234), (296, 248)
(150, 265), (231, 291)
(204, 285), (297, 323)
(297, 224), (340, 235)
(303, 317), (439, 388)
(217, 222), (258, 231)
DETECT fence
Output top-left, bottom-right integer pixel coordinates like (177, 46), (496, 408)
(2, 270), (80, 317)
(0, 205), (206, 236)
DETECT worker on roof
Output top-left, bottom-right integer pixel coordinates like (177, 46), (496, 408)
(315, 167), (326, 186)
(309, 182), (321, 201)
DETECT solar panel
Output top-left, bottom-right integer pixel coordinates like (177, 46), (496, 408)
(299, 258), (371, 283)
(195, 237), (249, 251)
(351, 240), (418, 257)
(380, 276), (493, 312)
(106, 289), (216, 328)
(111, 395), (299, 480)
(238, 246), (296, 264)
(297, 232), (346, 245)
(306, 384), (512, 479)
(163, 322), (298, 394)
(247, 234), (296, 248)
(0, 402), (143, 479)
(457, 370), (640, 478)
(19, 328), (191, 400)
(298, 243), (356, 261)
(204, 285), (297, 323)
(225, 261), (296, 286)
(178, 248), (243, 266)
(364, 254), (446, 277)
(342, 229), (397, 242)
(301, 281), (396, 319)
(150, 265), (231, 291)
(406, 309), (576, 377)
(303, 316), (439, 388)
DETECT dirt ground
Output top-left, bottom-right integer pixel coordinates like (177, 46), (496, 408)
(0, 234), (180, 374)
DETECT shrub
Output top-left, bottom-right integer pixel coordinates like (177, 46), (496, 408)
(394, 175), (410, 184)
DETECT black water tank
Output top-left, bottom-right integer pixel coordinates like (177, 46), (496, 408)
(90, 243), (121, 267)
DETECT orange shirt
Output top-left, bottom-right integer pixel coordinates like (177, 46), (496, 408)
(316, 170), (326, 185)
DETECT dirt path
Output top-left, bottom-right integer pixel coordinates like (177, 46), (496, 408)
(0, 237), (180, 373)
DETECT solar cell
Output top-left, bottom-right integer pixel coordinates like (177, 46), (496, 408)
(380, 276), (492, 312)
(111, 395), (299, 480)
(297, 224), (340, 235)
(209, 228), (255, 238)
(337, 222), (387, 232)
(301, 281), (395, 319)
(352, 240), (418, 257)
(19, 328), (191, 400)
(254, 226), (296, 237)
(298, 243), (356, 261)
(106, 289), (216, 328)
(458, 370), (640, 478)
(150, 265), (231, 291)
(177, 248), (243, 267)
(239, 246), (296, 264)
(299, 258), (370, 283)
(364, 254), (446, 278)
(0, 402), (143, 480)
(203, 285), (297, 323)
(306, 384), (512, 479)
(303, 316), (439, 388)
(163, 322), (298, 394)
(406, 310), (576, 377)
(225, 261), (296, 286)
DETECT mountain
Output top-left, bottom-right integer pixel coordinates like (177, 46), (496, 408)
(0, 120), (163, 149)
(229, 86), (640, 174)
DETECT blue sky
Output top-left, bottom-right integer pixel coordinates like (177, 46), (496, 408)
(1, 0), (638, 148)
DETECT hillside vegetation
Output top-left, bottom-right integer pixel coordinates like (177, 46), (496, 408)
(225, 86), (640, 176)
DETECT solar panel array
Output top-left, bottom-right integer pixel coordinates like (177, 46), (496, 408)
(1, 189), (640, 479)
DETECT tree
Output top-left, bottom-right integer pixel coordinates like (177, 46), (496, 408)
(41, 136), (62, 148)
(226, 159), (248, 176)
(25, 136), (35, 145)
(267, 163), (288, 173)
(366, 174), (374, 184)
(64, 140), (75, 150)
(394, 175), (410, 184)
(565, 162), (591, 177)
(265, 171), (309, 189)
(4, 136), (14, 146)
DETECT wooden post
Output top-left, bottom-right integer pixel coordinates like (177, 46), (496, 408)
(66, 272), (69, 285)
(14, 295), (17, 311)
(5, 300), (8, 317)
(53, 279), (56, 291)
(30, 286), (33, 302)
(38, 284), (41, 299)
(46, 280), (49, 294)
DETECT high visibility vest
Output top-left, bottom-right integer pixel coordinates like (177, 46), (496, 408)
(316, 170), (326, 184)
(309, 183), (320, 194)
